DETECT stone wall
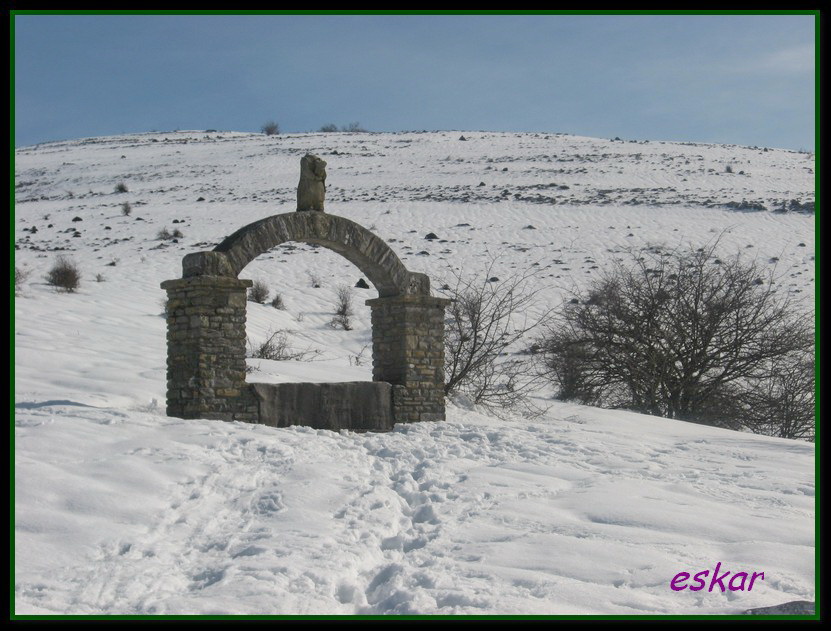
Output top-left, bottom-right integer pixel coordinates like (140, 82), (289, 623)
(249, 382), (393, 431)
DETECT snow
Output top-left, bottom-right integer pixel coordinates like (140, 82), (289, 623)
(14, 130), (815, 615)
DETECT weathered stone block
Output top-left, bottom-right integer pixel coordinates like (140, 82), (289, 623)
(250, 382), (394, 432)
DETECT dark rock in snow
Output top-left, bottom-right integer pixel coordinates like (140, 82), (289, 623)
(424, 233), (439, 240)
(355, 278), (370, 289)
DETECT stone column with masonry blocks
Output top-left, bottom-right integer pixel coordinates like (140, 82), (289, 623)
(366, 294), (451, 423)
(160, 275), (258, 422)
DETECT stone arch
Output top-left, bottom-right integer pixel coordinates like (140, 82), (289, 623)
(180, 212), (429, 297)
(161, 212), (449, 431)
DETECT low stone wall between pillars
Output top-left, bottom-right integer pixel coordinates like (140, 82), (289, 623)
(160, 275), (258, 422)
(249, 382), (394, 431)
(366, 294), (451, 423)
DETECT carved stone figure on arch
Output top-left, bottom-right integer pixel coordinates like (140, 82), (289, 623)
(297, 153), (327, 211)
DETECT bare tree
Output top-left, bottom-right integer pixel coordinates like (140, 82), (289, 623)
(539, 239), (814, 438)
(440, 261), (551, 411)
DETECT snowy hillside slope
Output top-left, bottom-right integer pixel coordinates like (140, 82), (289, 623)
(13, 130), (815, 615)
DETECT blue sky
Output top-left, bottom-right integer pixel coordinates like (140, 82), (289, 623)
(13, 12), (817, 150)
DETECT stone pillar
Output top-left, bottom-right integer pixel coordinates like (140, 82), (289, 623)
(160, 275), (258, 422)
(366, 294), (451, 423)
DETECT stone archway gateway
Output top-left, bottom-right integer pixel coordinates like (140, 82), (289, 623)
(161, 195), (449, 431)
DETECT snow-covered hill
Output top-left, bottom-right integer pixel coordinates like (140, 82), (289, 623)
(13, 130), (815, 616)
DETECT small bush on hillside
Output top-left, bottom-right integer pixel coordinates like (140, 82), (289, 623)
(114, 182), (129, 193)
(248, 280), (270, 304)
(121, 201), (132, 216)
(157, 227), (172, 240)
(15, 266), (30, 294)
(329, 314), (353, 331)
(271, 292), (286, 310)
(307, 271), (322, 288)
(46, 256), (81, 292)
(247, 330), (321, 362)
(319, 122), (367, 132)
(333, 285), (354, 317)
(261, 121), (280, 136)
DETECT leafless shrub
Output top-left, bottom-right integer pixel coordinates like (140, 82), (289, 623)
(15, 266), (30, 294)
(538, 238), (814, 439)
(439, 260), (551, 412)
(326, 285), (355, 330)
(157, 227), (172, 240)
(307, 270), (322, 288)
(333, 285), (354, 317)
(349, 343), (371, 367)
(329, 314), (353, 331)
(46, 256), (81, 292)
(740, 351), (815, 441)
(121, 201), (132, 216)
(261, 121), (280, 136)
(114, 182), (128, 193)
(271, 292), (286, 310)
(247, 330), (322, 361)
(248, 280), (270, 304)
